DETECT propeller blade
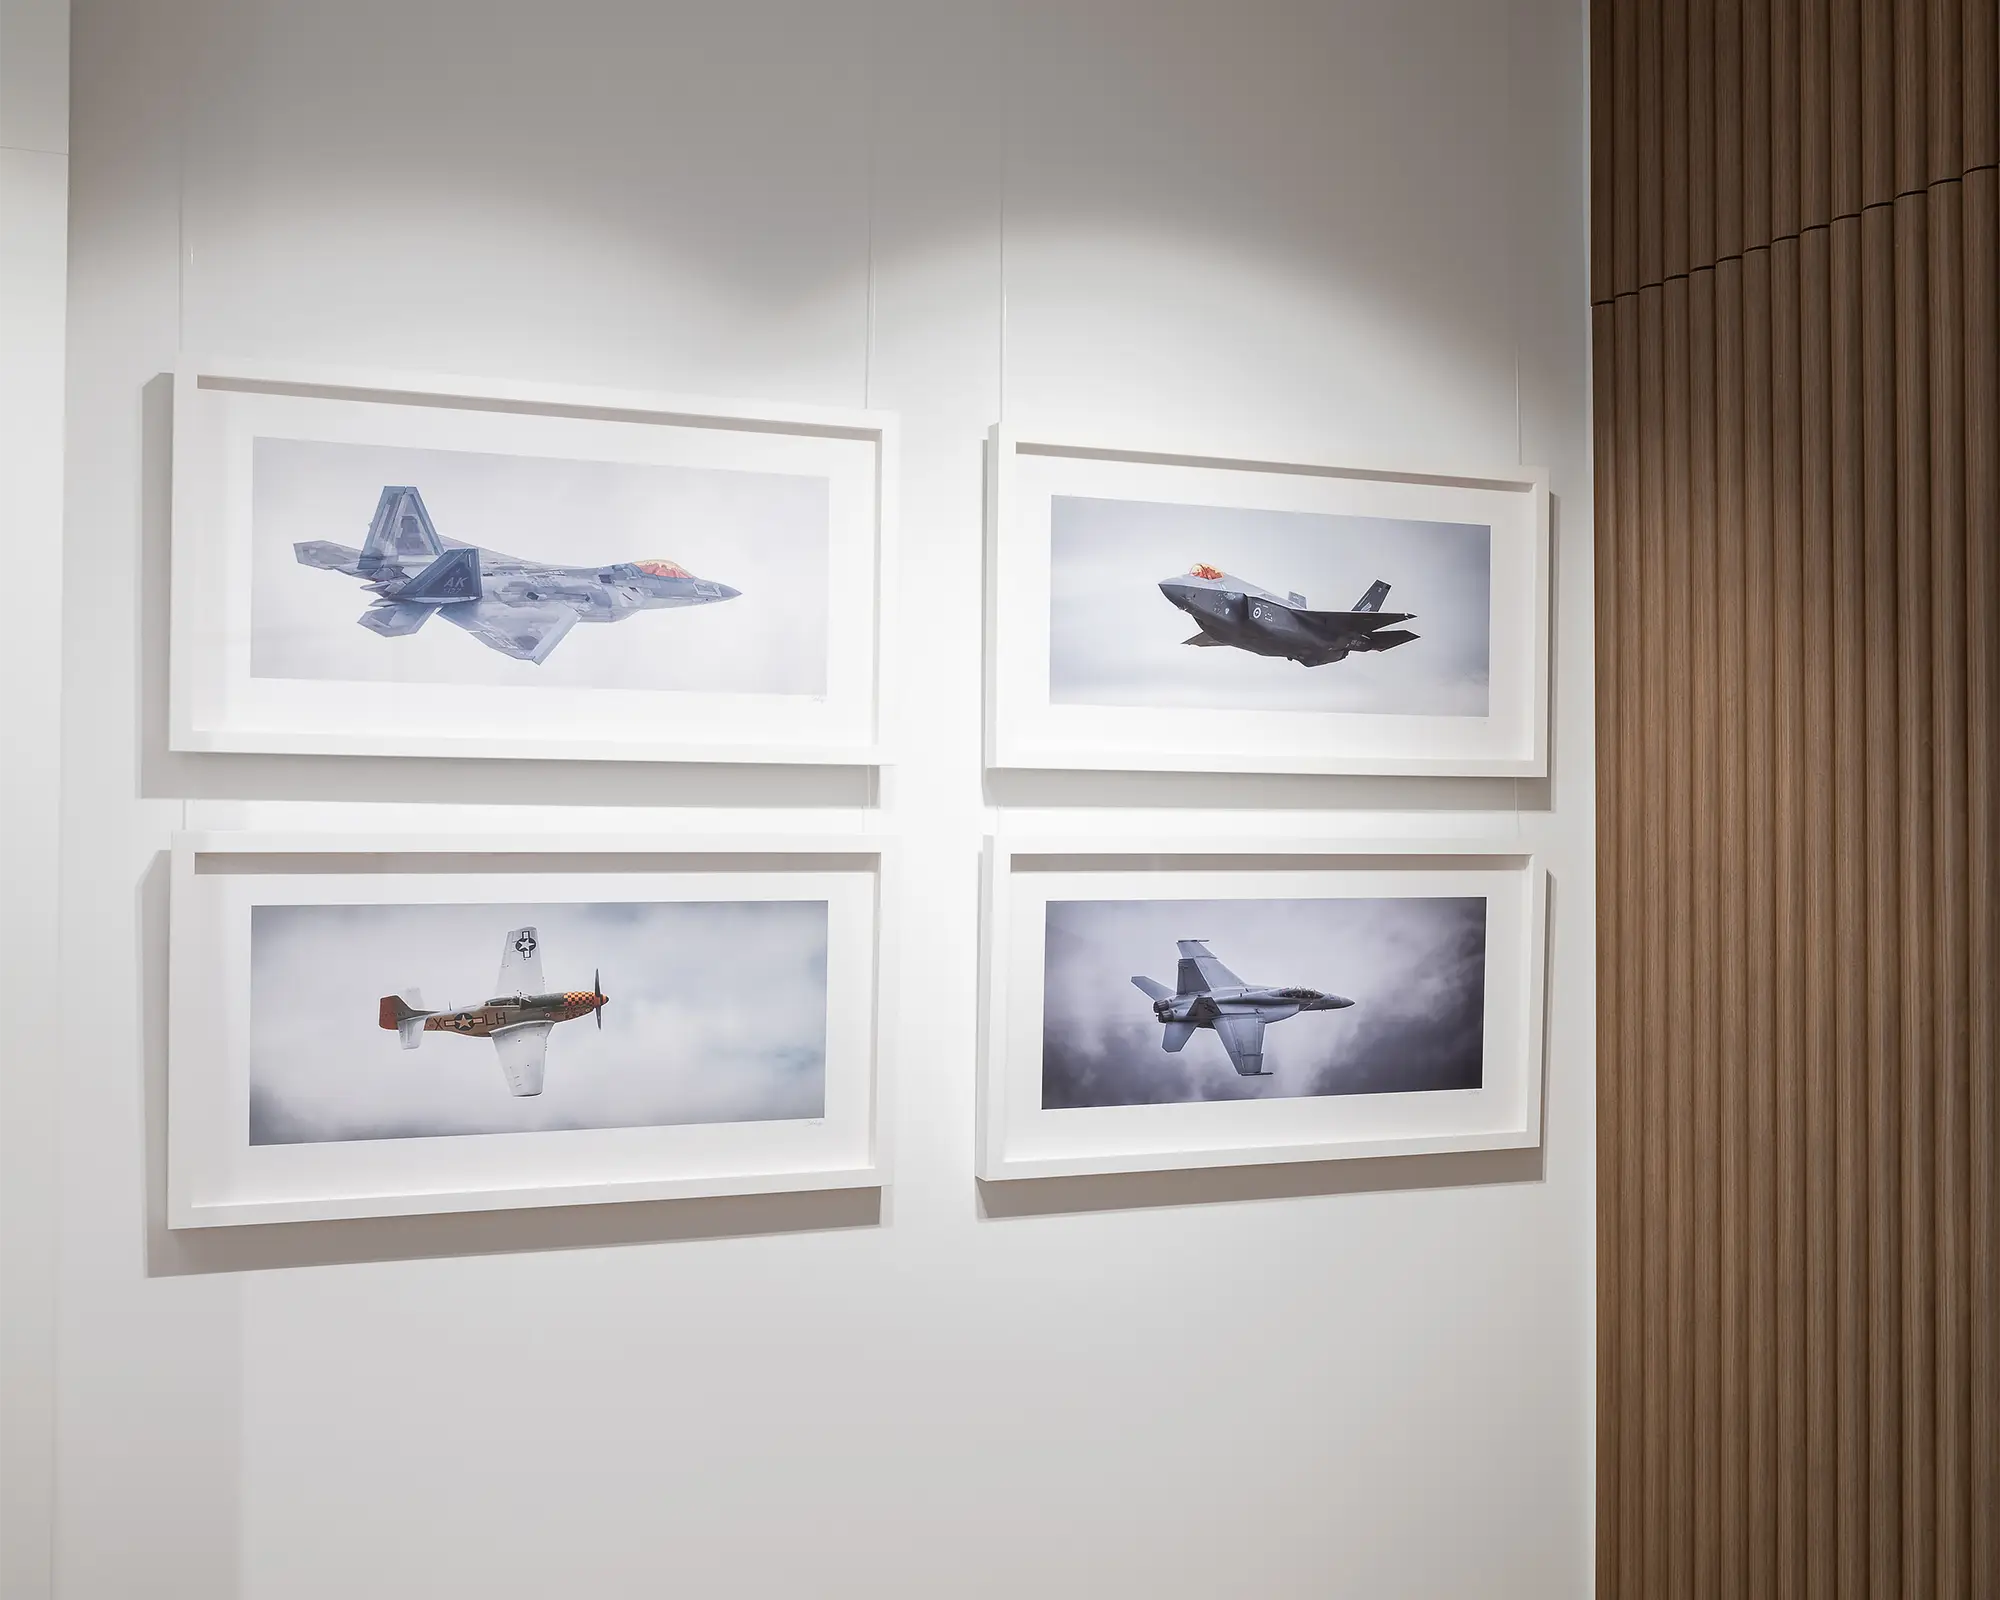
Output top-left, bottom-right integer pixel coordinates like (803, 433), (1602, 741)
(594, 968), (603, 1028)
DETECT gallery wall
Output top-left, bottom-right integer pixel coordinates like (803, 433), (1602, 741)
(46, 1), (1594, 1594)
(0, 0), (68, 1591)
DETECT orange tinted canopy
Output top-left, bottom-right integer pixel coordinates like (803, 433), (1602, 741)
(1188, 563), (1224, 580)
(634, 559), (692, 579)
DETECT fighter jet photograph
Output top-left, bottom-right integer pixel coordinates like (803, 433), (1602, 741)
(1130, 938), (1354, 1076)
(251, 435), (831, 695)
(1158, 566), (1417, 667)
(295, 485), (739, 665)
(249, 898), (831, 1144)
(1040, 895), (1489, 1108)
(377, 925), (607, 1097)
(1046, 493), (1492, 716)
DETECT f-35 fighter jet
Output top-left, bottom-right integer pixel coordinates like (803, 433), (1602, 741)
(378, 926), (607, 1097)
(296, 485), (740, 664)
(1157, 565), (1417, 666)
(1130, 939), (1353, 1076)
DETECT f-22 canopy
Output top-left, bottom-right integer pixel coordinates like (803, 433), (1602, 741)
(296, 485), (739, 664)
(1130, 939), (1353, 1076)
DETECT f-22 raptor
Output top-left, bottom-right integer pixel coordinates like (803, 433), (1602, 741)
(1158, 565), (1418, 667)
(378, 926), (608, 1097)
(297, 485), (739, 664)
(1131, 939), (1353, 1077)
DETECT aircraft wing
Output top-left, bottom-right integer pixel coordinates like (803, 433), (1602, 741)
(1296, 607), (1417, 634)
(439, 598), (578, 663)
(295, 540), (367, 574)
(1212, 1012), (1268, 1076)
(1175, 939), (1244, 993)
(490, 1021), (553, 1097)
(496, 926), (545, 996)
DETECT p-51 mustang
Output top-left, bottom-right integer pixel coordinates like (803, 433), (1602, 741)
(1157, 565), (1417, 667)
(1130, 939), (1353, 1077)
(297, 485), (739, 664)
(378, 926), (607, 1097)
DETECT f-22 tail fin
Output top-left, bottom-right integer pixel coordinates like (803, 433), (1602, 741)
(358, 486), (445, 575)
(1351, 578), (1392, 613)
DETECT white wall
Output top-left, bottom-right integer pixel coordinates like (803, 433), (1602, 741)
(54, 2), (1594, 1595)
(1, 0), (67, 1592)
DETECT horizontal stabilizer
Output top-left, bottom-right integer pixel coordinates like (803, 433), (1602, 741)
(1131, 975), (1173, 1003)
(1161, 1020), (1195, 1052)
(1183, 633), (1226, 647)
(358, 600), (439, 638)
(295, 540), (367, 575)
(441, 599), (577, 664)
(378, 991), (435, 1051)
(1366, 628), (1419, 651)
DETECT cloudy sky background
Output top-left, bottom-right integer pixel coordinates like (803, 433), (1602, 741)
(1041, 896), (1487, 1109)
(1048, 496), (1491, 714)
(250, 900), (827, 1144)
(251, 437), (829, 693)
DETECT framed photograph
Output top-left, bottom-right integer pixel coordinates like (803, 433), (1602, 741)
(169, 832), (894, 1226)
(171, 357), (896, 764)
(985, 423), (1548, 775)
(978, 838), (1548, 1181)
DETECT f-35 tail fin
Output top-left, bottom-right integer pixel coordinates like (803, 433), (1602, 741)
(378, 990), (435, 1050)
(358, 486), (445, 575)
(1351, 578), (1392, 613)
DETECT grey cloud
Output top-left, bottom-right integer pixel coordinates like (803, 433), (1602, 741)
(1041, 897), (1485, 1110)
(250, 899), (827, 1144)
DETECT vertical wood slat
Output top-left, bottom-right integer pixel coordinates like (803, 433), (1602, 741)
(1859, 197), (1902, 1600)
(1713, 250), (1750, 1600)
(1593, 296), (1620, 1600)
(1686, 262), (1721, 1600)
(1925, 168), (1968, 1600)
(1768, 228), (1805, 1600)
(1961, 164), (1997, 1600)
(1662, 269), (1694, 1600)
(1891, 188), (1935, 1600)
(1594, 4), (1999, 1594)
(1826, 209), (1868, 1600)
(1796, 219), (1835, 1600)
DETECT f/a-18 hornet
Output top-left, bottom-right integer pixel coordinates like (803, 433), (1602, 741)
(378, 926), (607, 1097)
(296, 485), (739, 664)
(1158, 565), (1417, 667)
(1130, 939), (1353, 1077)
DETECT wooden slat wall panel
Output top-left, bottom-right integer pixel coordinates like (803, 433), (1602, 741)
(1593, 3), (2000, 1593)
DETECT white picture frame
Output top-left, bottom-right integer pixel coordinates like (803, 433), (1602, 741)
(978, 837), (1549, 1181)
(171, 356), (897, 765)
(985, 421), (1549, 776)
(169, 831), (896, 1227)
